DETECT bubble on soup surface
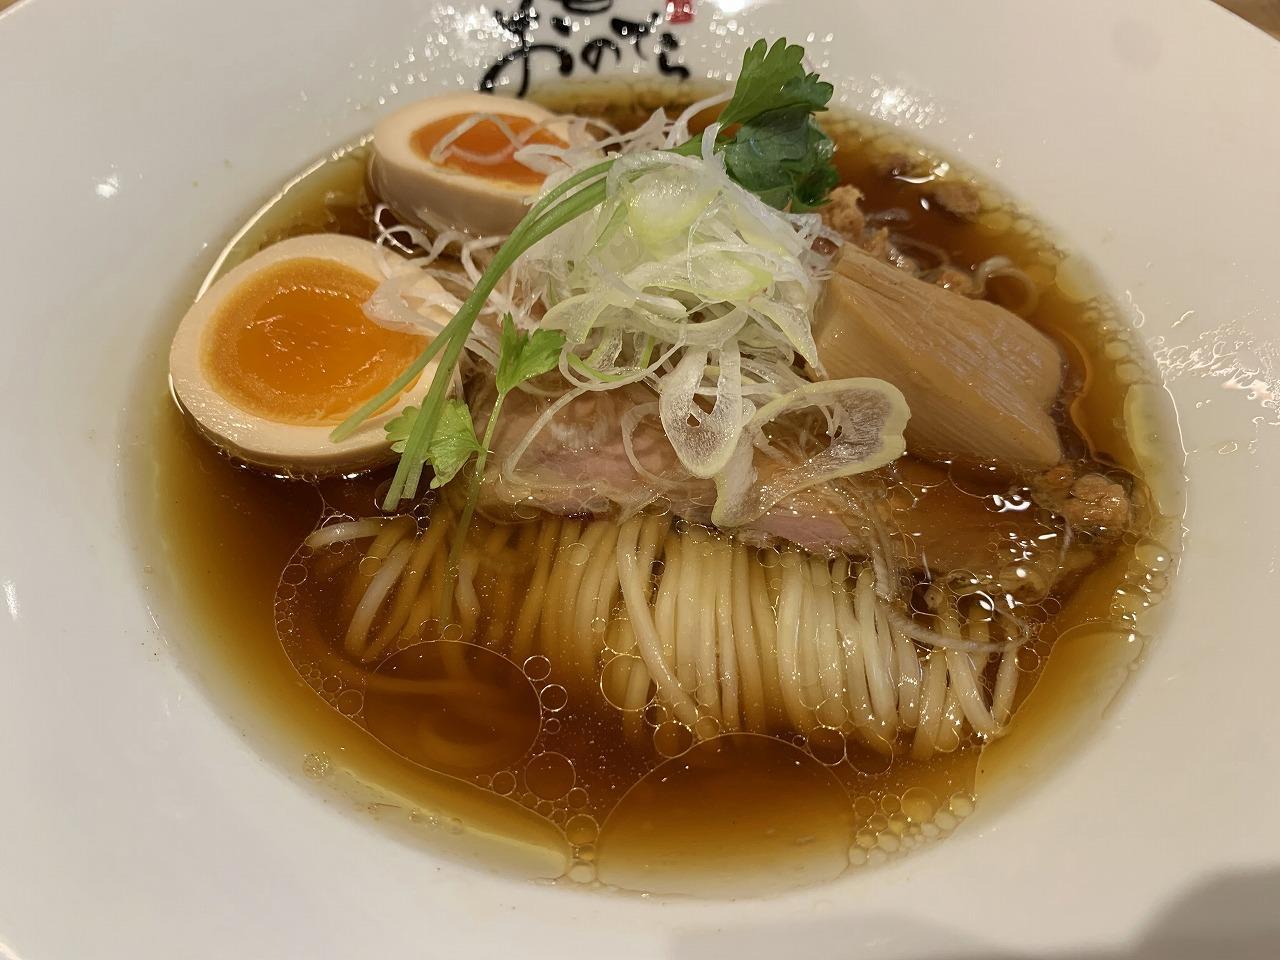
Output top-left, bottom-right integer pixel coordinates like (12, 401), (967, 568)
(900, 786), (938, 823)
(539, 683), (569, 712)
(565, 813), (599, 845)
(523, 655), (552, 681)
(845, 734), (894, 775)
(806, 726), (847, 766)
(334, 688), (364, 716)
(949, 792), (976, 818)
(525, 752), (576, 801)
(362, 641), (540, 778)
(490, 770), (518, 795)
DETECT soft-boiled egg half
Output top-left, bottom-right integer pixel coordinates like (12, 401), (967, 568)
(170, 234), (446, 475)
(372, 92), (573, 236)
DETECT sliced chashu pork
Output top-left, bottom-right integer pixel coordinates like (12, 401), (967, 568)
(470, 380), (1043, 574)
(476, 383), (863, 553)
(814, 245), (1064, 470)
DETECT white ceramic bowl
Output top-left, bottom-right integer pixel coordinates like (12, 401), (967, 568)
(2, 0), (1279, 956)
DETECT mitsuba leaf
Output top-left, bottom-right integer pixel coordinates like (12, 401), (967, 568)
(424, 400), (484, 488)
(496, 313), (565, 395)
(384, 398), (482, 489)
(722, 107), (839, 211)
(719, 38), (834, 128)
(384, 406), (416, 454)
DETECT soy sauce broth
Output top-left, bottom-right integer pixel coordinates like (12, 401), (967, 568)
(132, 82), (1183, 896)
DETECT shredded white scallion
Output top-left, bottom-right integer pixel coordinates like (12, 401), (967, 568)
(360, 105), (911, 526)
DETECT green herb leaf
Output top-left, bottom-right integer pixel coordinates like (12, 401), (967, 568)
(722, 108), (839, 211)
(718, 38), (834, 129)
(383, 398), (482, 489)
(496, 314), (566, 395)
(425, 399), (484, 488)
(383, 406), (416, 454)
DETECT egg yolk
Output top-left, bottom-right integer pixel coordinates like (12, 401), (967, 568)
(410, 112), (564, 187)
(202, 257), (425, 425)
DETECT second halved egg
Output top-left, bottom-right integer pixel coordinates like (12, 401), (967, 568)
(371, 92), (574, 236)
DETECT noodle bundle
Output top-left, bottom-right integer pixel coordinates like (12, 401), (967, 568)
(299, 506), (1024, 761)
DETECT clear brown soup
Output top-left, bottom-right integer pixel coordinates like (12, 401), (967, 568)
(136, 82), (1181, 896)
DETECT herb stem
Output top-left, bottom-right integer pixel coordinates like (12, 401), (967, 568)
(567, 354), (631, 383)
(445, 390), (506, 578)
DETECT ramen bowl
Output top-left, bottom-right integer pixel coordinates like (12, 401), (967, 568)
(1, 0), (1278, 956)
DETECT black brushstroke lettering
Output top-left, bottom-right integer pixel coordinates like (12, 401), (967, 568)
(609, 13), (660, 59)
(658, 30), (690, 79)
(581, 37), (622, 73)
(480, 0), (574, 97)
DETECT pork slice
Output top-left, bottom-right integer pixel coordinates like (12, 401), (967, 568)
(476, 382), (1061, 575)
(814, 245), (1064, 470)
(481, 384), (672, 516)
(476, 383), (871, 555)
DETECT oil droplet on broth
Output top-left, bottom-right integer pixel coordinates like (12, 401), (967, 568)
(595, 734), (854, 896)
(363, 641), (541, 779)
(900, 786), (939, 823)
(524, 751), (576, 801)
(600, 655), (645, 710)
(806, 726), (848, 766)
(565, 813), (599, 845)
